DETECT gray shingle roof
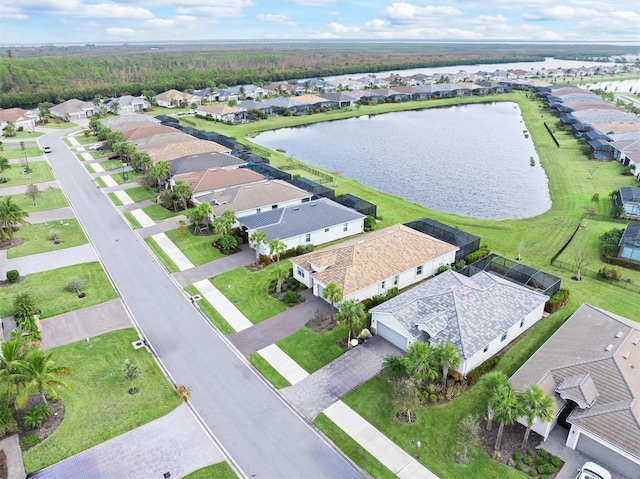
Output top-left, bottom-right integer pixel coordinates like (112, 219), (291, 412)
(170, 152), (246, 175)
(239, 198), (364, 243)
(371, 269), (547, 359)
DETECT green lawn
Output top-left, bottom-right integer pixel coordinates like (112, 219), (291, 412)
(8, 219), (88, 258)
(70, 133), (97, 145)
(0, 147), (42, 160)
(143, 203), (180, 221)
(211, 263), (288, 323)
(125, 186), (157, 202)
(184, 284), (235, 334)
(107, 192), (123, 205)
(96, 177), (108, 188)
(111, 171), (141, 186)
(23, 328), (181, 472)
(10, 188), (68, 213)
(144, 236), (179, 273)
(0, 262), (117, 319)
(98, 159), (125, 171)
(248, 353), (291, 389)
(2, 131), (44, 139)
(41, 121), (77, 129)
(277, 324), (349, 373)
(0, 161), (54, 187)
(165, 229), (224, 266)
(183, 462), (238, 479)
(123, 211), (143, 229)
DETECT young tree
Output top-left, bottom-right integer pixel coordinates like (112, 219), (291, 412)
(0, 196), (30, 243)
(14, 349), (71, 408)
(393, 378), (420, 423)
(479, 371), (510, 431)
(403, 342), (438, 387)
(25, 184), (41, 206)
(249, 230), (267, 266)
(336, 298), (366, 343)
(177, 220), (188, 242)
(573, 246), (590, 281)
(519, 385), (554, 448)
(457, 414), (481, 463)
(433, 341), (461, 396)
(123, 359), (139, 394)
(268, 238), (287, 266)
(492, 384), (523, 451)
(173, 180), (192, 211)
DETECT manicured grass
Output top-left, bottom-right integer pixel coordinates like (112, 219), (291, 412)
(144, 236), (179, 273)
(249, 352), (291, 389)
(0, 262), (117, 319)
(211, 263), (288, 324)
(183, 462), (238, 479)
(90, 150), (110, 159)
(165, 229), (224, 266)
(123, 211), (143, 229)
(108, 192), (123, 206)
(10, 188), (68, 213)
(184, 284), (235, 334)
(98, 159), (125, 171)
(23, 328), (181, 472)
(0, 161), (54, 186)
(41, 121), (77, 129)
(95, 176), (107, 188)
(0, 147), (42, 159)
(111, 171), (140, 186)
(8, 218), (88, 258)
(277, 324), (349, 373)
(314, 413), (397, 479)
(2, 131), (44, 139)
(70, 132), (96, 145)
(125, 186), (157, 202)
(143, 203), (180, 221)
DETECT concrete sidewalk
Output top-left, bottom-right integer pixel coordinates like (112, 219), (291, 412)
(29, 207), (74, 223)
(172, 246), (253, 287)
(257, 344), (309, 384)
(130, 208), (155, 227)
(192, 279), (253, 331)
(28, 404), (225, 479)
(113, 189), (134, 205)
(324, 401), (438, 479)
(0, 243), (98, 277)
(0, 180), (59, 196)
(0, 435), (26, 479)
(151, 232), (194, 271)
(89, 162), (104, 173)
(99, 174), (118, 187)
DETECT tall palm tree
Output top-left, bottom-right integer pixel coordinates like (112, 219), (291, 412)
(433, 341), (461, 396)
(403, 342), (438, 387)
(492, 384), (523, 451)
(520, 385), (554, 447)
(249, 230), (267, 266)
(336, 299), (366, 343)
(0, 196), (30, 243)
(479, 370), (510, 431)
(322, 281), (343, 320)
(14, 349), (71, 408)
(0, 156), (10, 180)
(212, 216), (232, 237)
(273, 265), (289, 294)
(268, 238), (287, 266)
(221, 209), (237, 227)
(173, 180), (192, 211)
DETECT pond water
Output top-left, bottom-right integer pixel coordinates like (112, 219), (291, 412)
(252, 102), (552, 220)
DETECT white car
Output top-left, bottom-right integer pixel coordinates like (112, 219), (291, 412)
(575, 462), (611, 479)
(42, 146), (52, 154)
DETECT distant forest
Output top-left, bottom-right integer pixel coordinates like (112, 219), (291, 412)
(0, 42), (633, 108)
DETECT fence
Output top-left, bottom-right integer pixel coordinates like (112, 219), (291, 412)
(248, 144), (272, 158)
(552, 259), (640, 295)
(280, 161), (334, 184)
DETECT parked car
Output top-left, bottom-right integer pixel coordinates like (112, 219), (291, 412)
(88, 144), (103, 151)
(108, 154), (121, 160)
(575, 462), (611, 479)
(42, 146), (52, 153)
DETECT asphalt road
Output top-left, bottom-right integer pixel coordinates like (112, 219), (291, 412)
(43, 130), (364, 479)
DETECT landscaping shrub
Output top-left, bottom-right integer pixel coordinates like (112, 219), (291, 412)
(537, 449), (547, 457)
(598, 266), (622, 281)
(550, 456), (563, 468)
(66, 278), (86, 294)
(540, 476), (549, 479)
(515, 463), (524, 471)
(599, 228), (624, 258)
(537, 463), (555, 475)
(6, 269), (19, 283)
(527, 449), (535, 456)
(13, 292), (39, 319)
(0, 399), (18, 437)
(464, 245), (490, 263)
(528, 468), (538, 477)
(513, 452), (523, 461)
(436, 264), (451, 275)
(23, 403), (52, 429)
(523, 456), (534, 466)
(544, 288), (570, 314)
(536, 456), (546, 466)
(282, 290), (303, 307)
(364, 215), (376, 231)
(466, 355), (500, 385)
(295, 244), (314, 255)
(218, 235), (238, 255)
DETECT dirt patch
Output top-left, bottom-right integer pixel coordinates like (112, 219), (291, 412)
(245, 262), (265, 272)
(0, 238), (24, 251)
(306, 310), (337, 333)
(0, 277), (24, 288)
(9, 396), (65, 447)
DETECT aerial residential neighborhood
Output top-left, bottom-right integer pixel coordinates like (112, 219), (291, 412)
(1, 10), (640, 479)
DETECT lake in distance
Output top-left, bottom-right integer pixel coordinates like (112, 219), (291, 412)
(252, 102), (552, 220)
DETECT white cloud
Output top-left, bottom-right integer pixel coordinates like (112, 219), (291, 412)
(288, 0), (335, 6)
(0, 6), (27, 19)
(257, 13), (297, 27)
(144, 18), (175, 28)
(175, 0), (254, 18)
(105, 27), (139, 36)
(385, 3), (464, 23)
(82, 3), (153, 19)
(522, 5), (597, 21)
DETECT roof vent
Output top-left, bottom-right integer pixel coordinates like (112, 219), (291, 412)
(615, 331), (623, 338)
(622, 351), (631, 360)
(633, 338), (640, 346)
(605, 344), (614, 351)
(461, 290), (471, 296)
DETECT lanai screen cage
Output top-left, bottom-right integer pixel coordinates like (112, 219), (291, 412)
(332, 194), (377, 217)
(286, 177), (335, 199)
(460, 254), (561, 296)
(404, 217), (480, 262)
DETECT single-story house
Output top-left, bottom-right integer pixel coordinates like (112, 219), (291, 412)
(404, 217), (480, 262)
(194, 179), (312, 219)
(153, 90), (201, 108)
(510, 304), (640, 478)
(0, 108), (39, 133)
(103, 95), (148, 114)
(370, 269), (547, 369)
(239, 198), (365, 255)
(237, 101), (274, 115)
(174, 167), (265, 197)
(169, 152), (246, 176)
(292, 224), (458, 304)
(618, 223), (640, 263)
(195, 104), (247, 124)
(216, 85), (266, 102)
(50, 99), (95, 120)
(261, 97), (313, 114)
(318, 93), (357, 108)
(617, 187), (640, 218)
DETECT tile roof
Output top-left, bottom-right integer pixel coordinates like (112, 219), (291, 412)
(370, 269), (547, 358)
(292, 224), (458, 297)
(170, 152), (246, 175)
(238, 198), (364, 242)
(117, 124), (176, 141)
(510, 304), (640, 462)
(196, 104), (245, 115)
(175, 167), (265, 194)
(50, 99), (94, 115)
(0, 108), (37, 123)
(145, 140), (229, 162)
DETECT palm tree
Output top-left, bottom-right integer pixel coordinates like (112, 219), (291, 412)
(249, 230), (267, 266)
(268, 238), (287, 266)
(186, 202), (212, 233)
(14, 349), (71, 408)
(173, 180), (192, 211)
(221, 210), (237, 228)
(520, 385), (554, 448)
(0, 336), (33, 396)
(273, 265), (289, 294)
(479, 371), (509, 431)
(403, 342), (438, 387)
(322, 281), (343, 320)
(380, 355), (407, 383)
(0, 196), (30, 243)
(433, 341), (461, 396)
(212, 216), (232, 237)
(336, 299), (366, 343)
(0, 156), (10, 181)
(238, 86), (246, 101)
(492, 384), (523, 451)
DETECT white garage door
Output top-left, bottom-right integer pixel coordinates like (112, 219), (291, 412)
(576, 433), (639, 478)
(376, 322), (408, 351)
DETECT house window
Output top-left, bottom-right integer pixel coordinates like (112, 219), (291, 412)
(520, 318), (525, 328)
(381, 280), (386, 290)
(305, 233), (311, 243)
(296, 266), (305, 278)
(302, 197), (310, 203)
(500, 331), (508, 342)
(343, 223), (348, 232)
(393, 275), (399, 286)
(325, 228), (330, 232)
(483, 344), (489, 353)
(256, 208), (261, 214)
(272, 205), (277, 210)
(416, 265), (423, 276)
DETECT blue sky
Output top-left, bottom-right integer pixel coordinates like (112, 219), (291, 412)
(1, 1), (638, 44)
